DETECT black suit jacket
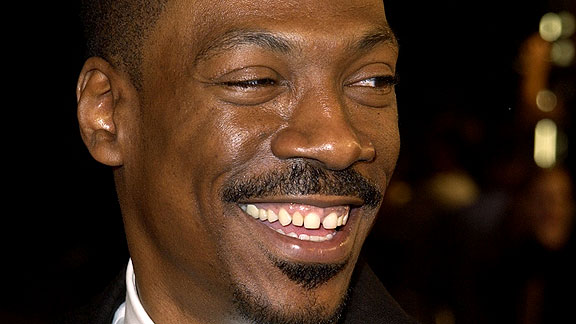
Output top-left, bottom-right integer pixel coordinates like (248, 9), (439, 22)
(60, 261), (418, 324)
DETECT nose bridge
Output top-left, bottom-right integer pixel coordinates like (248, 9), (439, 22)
(271, 86), (375, 170)
(301, 86), (351, 135)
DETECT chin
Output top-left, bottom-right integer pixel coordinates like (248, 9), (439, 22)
(232, 273), (352, 324)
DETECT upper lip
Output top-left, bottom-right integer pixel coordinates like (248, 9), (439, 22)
(238, 194), (364, 208)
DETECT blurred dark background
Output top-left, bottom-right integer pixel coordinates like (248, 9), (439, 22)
(3, 1), (575, 323)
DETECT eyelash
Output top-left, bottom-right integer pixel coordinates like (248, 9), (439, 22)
(221, 75), (397, 89)
(355, 75), (398, 88)
(222, 78), (277, 88)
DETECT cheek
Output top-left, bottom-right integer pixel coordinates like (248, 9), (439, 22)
(357, 108), (400, 178)
(191, 110), (277, 188)
(379, 120), (400, 171)
(206, 119), (264, 168)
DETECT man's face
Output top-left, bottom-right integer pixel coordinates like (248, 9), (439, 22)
(120, 0), (399, 322)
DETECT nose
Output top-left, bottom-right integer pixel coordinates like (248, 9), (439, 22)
(271, 89), (375, 170)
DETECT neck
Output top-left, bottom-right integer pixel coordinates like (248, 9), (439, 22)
(130, 254), (246, 324)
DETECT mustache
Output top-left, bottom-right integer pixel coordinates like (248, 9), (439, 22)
(221, 160), (383, 208)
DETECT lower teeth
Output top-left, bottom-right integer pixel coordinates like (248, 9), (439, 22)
(274, 228), (335, 242)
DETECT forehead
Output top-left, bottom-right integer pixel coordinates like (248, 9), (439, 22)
(172, 0), (387, 24)
(152, 0), (391, 53)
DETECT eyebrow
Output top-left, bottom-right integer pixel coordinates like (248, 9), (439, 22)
(353, 26), (399, 53)
(194, 25), (398, 63)
(195, 29), (295, 63)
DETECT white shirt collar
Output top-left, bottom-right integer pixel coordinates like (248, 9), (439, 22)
(112, 259), (155, 324)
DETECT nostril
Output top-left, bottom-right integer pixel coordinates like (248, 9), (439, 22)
(271, 128), (309, 160)
(359, 141), (376, 162)
(271, 127), (375, 170)
(319, 141), (369, 170)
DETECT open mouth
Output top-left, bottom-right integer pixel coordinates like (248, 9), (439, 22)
(239, 203), (350, 242)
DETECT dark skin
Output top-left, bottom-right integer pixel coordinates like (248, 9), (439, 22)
(77, 0), (399, 323)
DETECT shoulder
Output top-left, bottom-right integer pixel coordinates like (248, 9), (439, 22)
(56, 266), (127, 324)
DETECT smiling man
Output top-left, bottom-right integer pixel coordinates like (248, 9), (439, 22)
(73, 0), (415, 323)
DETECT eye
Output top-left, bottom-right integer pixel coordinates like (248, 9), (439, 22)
(208, 67), (286, 106)
(351, 75), (398, 91)
(221, 78), (277, 89)
(345, 74), (398, 108)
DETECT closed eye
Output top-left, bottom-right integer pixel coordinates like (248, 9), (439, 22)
(211, 76), (285, 106)
(221, 78), (277, 88)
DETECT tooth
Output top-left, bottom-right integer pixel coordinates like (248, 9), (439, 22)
(298, 234), (310, 241)
(246, 204), (259, 219)
(310, 236), (328, 242)
(276, 228), (285, 235)
(337, 215), (343, 226)
(292, 212), (304, 226)
(287, 232), (298, 238)
(325, 233), (334, 241)
(322, 212), (338, 229)
(258, 208), (268, 221)
(304, 212), (321, 229)
(278, 208), (292, 226)
(240, 204), (247, 212)
(342, 213), (349, 225)
(267, 209), (278, 223)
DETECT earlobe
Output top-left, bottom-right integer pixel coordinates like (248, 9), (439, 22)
(77, 57), (124, 166)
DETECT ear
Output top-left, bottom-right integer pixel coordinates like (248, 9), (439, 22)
(77, 57), (126, 166)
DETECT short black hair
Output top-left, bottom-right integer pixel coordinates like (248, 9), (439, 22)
(80, 0), (168, 89)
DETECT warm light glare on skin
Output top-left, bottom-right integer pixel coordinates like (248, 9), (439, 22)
(534, 119), (558, 168)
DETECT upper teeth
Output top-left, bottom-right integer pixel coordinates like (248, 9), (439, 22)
(240, 204), (349, 230)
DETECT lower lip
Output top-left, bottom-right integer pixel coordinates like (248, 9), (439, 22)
(239, 205), (360, 264)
